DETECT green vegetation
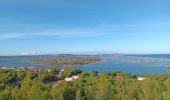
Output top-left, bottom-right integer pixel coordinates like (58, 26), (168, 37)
(32, 57), (100, 66)
(0, 68), (170, 100)
(166, 66), (170, 72)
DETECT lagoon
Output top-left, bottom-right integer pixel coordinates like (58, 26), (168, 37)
(0, 54), (170, 74)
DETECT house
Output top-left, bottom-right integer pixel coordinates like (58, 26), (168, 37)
(65, 75), (80, 81)
(47, 68), (52, 72)
(65, 77), (73, 81)
(114, 75), (125, 80)
(47, 69), (51, 72)
(20, 67), (27, 71)
(33, 67), (41, 72)
(72, 75), (80, 79)
(137, 77), (145, 81)
(59, 69), (64, 74)
(1, 67), (9, 69)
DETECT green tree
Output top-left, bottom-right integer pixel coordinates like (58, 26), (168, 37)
(166, 67), (170, 73)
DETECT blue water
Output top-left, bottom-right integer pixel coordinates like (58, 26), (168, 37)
(0, 56), (51, 68)
(0, 54), (170, 74)
(128, 54), (170, 59)
(75, 55), (170, 74)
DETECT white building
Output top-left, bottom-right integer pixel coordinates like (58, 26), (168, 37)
(65, 77), (73, 81)
(65, 75), (80, 81)
(137, 77), (145, 81)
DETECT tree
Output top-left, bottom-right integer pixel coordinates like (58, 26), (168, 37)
(63, 68), (82, 77)
(28, 81), (51, 100)
(0, 86), (12, 100)
(166, 67), (170, 72)
(11, 87), (20, 100)
(18, 77), (32, 100)
(76, 89), (83, 100)
(50, 68), (60, 75)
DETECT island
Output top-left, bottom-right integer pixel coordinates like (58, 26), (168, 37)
(31, 57), (101, 66)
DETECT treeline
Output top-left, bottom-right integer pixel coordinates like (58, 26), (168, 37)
(0, 68), (170, 100)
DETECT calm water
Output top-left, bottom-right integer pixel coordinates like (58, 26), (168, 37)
(0, 54), (170, 74)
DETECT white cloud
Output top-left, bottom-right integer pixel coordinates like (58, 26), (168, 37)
(0, 34), (22, 40)
(1, 21), (170, 40)
(20, 52), (38, 55)
(0, 27), (111, 40)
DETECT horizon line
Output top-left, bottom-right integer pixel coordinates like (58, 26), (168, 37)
(1, 53), (170, 57)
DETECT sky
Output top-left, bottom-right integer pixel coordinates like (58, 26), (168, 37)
(0, 0), (170, 55)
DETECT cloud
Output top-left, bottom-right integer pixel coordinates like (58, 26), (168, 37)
(100, 21), (170, 29)
(0, 27), (111, 40)
(20, 52), (38, 55)
(0, 34), (23, 40)
(1, 21), (170, 40)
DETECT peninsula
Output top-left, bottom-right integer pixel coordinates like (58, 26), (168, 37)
(31, 57), (101, 66)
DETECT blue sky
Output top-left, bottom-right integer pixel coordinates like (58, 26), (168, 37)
(0, 0), (170, 55)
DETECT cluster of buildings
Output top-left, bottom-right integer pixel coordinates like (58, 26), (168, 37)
(64, 74), (145, 82)
(114, 75), (145, 81)
(0, 66), (145, 81)
(65, 75), (80, 81)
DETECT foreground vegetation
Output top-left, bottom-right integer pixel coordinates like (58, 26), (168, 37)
(32, 57), (100, 66)
(0, 67), (170, 100)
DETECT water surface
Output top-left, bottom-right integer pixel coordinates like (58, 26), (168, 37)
(0, 54), (170, 74)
